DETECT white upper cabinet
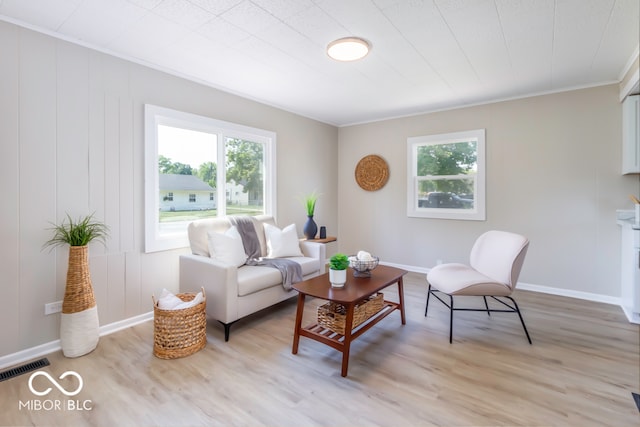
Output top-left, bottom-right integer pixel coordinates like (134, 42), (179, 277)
(622, 95), (640, 174)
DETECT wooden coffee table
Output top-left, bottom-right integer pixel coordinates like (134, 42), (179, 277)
(291, 265), (407, 377)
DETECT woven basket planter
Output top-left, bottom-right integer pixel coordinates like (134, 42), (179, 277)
(60, 245), (99, 358)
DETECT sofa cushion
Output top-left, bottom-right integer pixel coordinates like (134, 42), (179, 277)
(264, 223), (303, 258)
(287, 256), (320, 276)
(189, 218), (232, 256)
(207, 226), (247, 267)
(237, 257), (320, 296)
(237, 266), (283, 296)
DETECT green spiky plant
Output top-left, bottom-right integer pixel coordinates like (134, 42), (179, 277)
(329, 253), (349, 270)
(43, 213), (109, 249)
(303, 191), (319, 216)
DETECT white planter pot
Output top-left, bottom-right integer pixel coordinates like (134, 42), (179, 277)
(60, 306), (99, 358)
(329, 269), (347, 288)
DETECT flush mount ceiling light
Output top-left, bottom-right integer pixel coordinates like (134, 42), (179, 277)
(327, 37), (370, 61)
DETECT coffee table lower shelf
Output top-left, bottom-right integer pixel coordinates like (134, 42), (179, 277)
(305, 300), (398, 341)
(297, 301), (399, 363)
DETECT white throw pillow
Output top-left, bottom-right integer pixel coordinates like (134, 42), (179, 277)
(207, 226), (247, 267)
(264, 223), (303, 258)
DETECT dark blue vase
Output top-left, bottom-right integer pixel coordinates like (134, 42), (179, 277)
(303, 215), (318, 240)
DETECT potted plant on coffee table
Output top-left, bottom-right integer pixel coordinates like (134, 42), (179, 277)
(43, 213), (109, 358)
(329, 253), (349, 288)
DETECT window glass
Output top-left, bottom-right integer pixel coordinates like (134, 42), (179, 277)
(407, 129), (485, 220)
(145, 105), (275, 252)
(158, 125), (217, 229)
(225, 137), (265, 216)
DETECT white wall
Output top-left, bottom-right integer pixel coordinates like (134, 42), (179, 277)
(337, 84), (638, 299)
(0, 21), (338, 358)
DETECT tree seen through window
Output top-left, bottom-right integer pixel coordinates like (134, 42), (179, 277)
(407, 129), (485, 220)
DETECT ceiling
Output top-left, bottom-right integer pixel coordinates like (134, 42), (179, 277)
(0, 0), (638, 126)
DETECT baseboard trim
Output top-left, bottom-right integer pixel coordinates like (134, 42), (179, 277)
(0, 341), (62, 373)
(621, 305), (640, 324)
(0, 263), (631, 370)
(0, 311), (153, 370)
(99, 311), (154, 337)
(516, 282), (622, 306)
(381, 260), (429, 275)
(381, 261), (624, 307)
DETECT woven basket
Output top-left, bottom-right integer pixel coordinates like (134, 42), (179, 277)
(62, 245), (96, 314)
(317, 293), (384, 335)
(364, 292), (384, 317)
(152, 289), (207, 359)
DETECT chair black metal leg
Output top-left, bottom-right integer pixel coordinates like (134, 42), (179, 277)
(427, 290), (532, 344)
(449, 295), (454, 343)
(483, 296), (490, 316)
(425, 284), (432, 317)
(506, 296), (532, 344)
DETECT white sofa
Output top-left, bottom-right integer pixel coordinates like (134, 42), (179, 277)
(179, 215), (325, 341)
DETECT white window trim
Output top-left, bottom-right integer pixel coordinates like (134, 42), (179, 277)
(406, 129), (485, 221)
(144, 104), (276, 253)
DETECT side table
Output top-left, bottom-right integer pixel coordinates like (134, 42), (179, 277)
(301, 236), (337, 244)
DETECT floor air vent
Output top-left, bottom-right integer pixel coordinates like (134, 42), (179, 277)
(0, 358), (50, 382)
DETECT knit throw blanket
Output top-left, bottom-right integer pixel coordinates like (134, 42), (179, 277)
(229, 216), (302, 290)
(229, 216), (261, 259)
(247, 258), (302, 291)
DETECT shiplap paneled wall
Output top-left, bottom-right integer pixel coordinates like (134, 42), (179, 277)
(0, 21), (338, 358)
(0, 21), (22, 352)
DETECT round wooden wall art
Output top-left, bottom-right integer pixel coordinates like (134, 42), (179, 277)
(355, 154), (389, 191)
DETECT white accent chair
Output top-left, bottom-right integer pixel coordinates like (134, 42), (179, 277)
(425, 230), (531, 344)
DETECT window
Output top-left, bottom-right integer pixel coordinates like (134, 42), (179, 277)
(407, 129), (485, 220)
(145, 104), (276, 252)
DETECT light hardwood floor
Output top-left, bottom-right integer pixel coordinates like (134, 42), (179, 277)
(1, 272), (639, 426)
